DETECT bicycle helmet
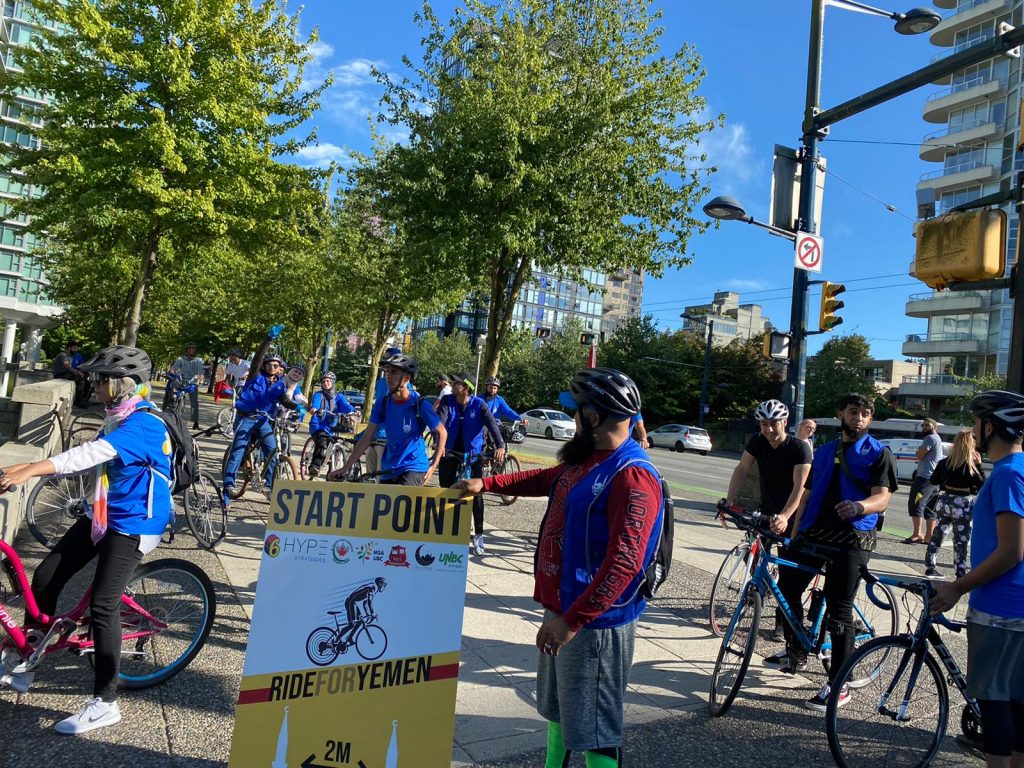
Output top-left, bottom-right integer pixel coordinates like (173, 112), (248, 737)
(754, 399), (789, 422)
(452, 372), (476, 391)
(486, 376), (500, 387)
(374, 576), (387, 590)
(79, 345), (152, 384)
(263, 353), (285, 368)
(437, 373), (450, 383)
(568, 367), (641, 417)
(382, 353), (418, 382)
(969, 389), (1024, 445)
(321, 371), (337, 385)
(184, 341), (198, 349)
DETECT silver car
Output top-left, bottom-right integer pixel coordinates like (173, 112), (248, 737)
(524, 409), (576, 440)
(647, 424), (712, 455)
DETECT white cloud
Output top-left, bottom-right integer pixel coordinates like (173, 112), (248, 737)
(724, 278), (768, 292)
(333, 58), (384, 87)
(293, 143), (351, 168)
(701, 122), (760, 192)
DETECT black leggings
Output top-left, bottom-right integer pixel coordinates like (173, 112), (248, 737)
(777, 542), (871, 682)
(977, 699), (1024, 756)
(32, 517), (143, 702)
(438, 455), (485, 535)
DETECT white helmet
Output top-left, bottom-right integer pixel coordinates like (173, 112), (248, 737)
(755, 399), (789, 422)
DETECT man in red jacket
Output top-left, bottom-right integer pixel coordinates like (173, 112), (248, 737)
(456, 368), (663, 768)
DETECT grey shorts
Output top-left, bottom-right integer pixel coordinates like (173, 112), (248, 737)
(536, 611), (637, 751)
(966, 621), (1024, 702)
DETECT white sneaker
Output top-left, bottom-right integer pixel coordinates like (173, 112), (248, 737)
(0, 669), (34, 693)
(474, 535), (486, 556)
(55, 697), (122, 735)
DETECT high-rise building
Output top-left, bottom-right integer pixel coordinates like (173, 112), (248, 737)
(681, 291), (773, 346)
(896, 1), (1014, 417)
(0, 0), (61, 388)
(602, 268), (644, 338)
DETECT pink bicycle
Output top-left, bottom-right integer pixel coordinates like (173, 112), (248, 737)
(0, 536), (215, 689)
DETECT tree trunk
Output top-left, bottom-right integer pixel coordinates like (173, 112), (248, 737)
(120, 232), (161, 347)
(482, 247), (533, 378)
(362, 308), (399, 422)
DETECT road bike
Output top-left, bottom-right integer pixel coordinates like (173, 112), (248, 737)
(825, 565), (983, 768)
(298, 413), (360, 480)
(305, 612), (388, 665)
(0, 509), (216, 690)
(479, 446), (521, 505)
(221, 411), (300, 499)
(215, 385), (237, 438)
(499, 421), (526, 445)
(709, 501), (899, 717)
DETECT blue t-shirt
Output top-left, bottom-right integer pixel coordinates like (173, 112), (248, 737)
(970, 452), (1024, 618)
(98, 408), (174, 536)
(369, 392), (441, 479)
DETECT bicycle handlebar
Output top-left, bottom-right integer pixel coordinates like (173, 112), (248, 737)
(0, 469), (16, 493)
(715, 500), (845, 562)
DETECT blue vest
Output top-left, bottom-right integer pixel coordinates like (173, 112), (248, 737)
(801, 434), (885, 533)
(441, 394), (490, 455)
(554, 438), (663, 629)
(235, 371), (287, 416)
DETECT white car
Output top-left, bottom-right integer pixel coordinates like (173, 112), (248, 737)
(524, 409), (576, 440)
(647, 424), (712, 455)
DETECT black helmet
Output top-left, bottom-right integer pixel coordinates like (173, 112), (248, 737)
(382, 353), (418, 382)
(229, 347), (242, 357)
(569, 367), (641, 418)
(452, 372), (476, 391)
(486, 376), (500, 386)
(969, 389), (1024, 442)
(184, 341), (198, 349)
(263, 353), (285, 368)
(374, 576), (387, 589)
(79, 345), (152, 384)
(437, 373), (450, 383)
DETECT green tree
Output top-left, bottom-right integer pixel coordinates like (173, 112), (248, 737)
(409, 332), (475, 391)
(369, 0), (720, 378)
(498, 321), (588, 410)
(2, 0), (328, 345)
(946, 372), (1006, 425)
(805, 334), (873, 417)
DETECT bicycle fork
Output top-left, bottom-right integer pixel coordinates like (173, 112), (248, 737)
(877, 639), (929, 722)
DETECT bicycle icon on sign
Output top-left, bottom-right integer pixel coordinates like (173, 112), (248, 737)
(304, 578), (390, 664)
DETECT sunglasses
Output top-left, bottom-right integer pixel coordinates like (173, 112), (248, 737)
(90, 373), (110, 385)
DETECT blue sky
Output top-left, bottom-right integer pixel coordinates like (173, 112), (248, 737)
(289, 0), (942, 360)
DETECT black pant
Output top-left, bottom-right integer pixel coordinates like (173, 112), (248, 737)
(32, 517), (143, 702)
(777, 541), (871, 682)
(384, 470), (425, 486)
(308, 432), (333, 474)
(438, 454), (485, 535)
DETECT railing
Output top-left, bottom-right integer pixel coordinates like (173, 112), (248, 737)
(901, 374), (969, 385)
(942, 0), (1002, 17)
(907, 290), (984, 302)
(930, 31), (996, 62)
(926, 71), (999, 100)
(904, 332), (983, 342)
(923, 118), (991, 142)
(920, 160), (987, 180)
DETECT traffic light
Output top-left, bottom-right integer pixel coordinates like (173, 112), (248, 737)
(913, 210), (1006, 289)
(819, 282), (846, 332)
(535, 327), (551, 339)
(580, 332), (595, 345)
(762, 331), (791, 361)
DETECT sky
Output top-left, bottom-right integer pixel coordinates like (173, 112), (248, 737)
(287, 0), (944, 360)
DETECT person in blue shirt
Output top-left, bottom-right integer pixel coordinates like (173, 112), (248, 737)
(335, 353), (445, 486)
(931, 390), (1024, 766)
(630, 412), (649, 448)
(438, 373), (505, 555)
(223, 325), (296, 501)
(0, 345), (172, 735)
(306, 371), (356, 478)
(483, 376), (526, 424)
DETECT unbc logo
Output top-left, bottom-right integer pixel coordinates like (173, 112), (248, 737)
(439, 551), (464, 567)
(264, 534), (281, 558)
(333, 539), (354, 564)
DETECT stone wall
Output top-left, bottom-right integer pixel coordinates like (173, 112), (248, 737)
(0, 398), (20, 443)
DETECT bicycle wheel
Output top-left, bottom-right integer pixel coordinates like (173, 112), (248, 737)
(114, 559), (216, 689)
(821, 581), (901, 687)
(306, 626), (340, 666)
(708, 583), (762, 717)
(277, 455), (298, 482)
(26, 473), (92, 549)
(222, 446), (251, 499)
(708, 543), (753, 637)
(826, 636), (948, 768)
(183, 471), (227, 549)
(328, 443), (349, 476)
(494, 455), (521, 505)
(216, 407), (235, 438)
(68, 425), (100, 448)
(355, 623), (388, 661)
(299, 436), (317, 480)
(70, 411), (104, 433)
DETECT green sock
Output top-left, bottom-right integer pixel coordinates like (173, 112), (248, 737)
(545, 721), (570, 768)
(584, 747), (621, 767)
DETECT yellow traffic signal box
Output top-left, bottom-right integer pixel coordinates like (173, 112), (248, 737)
(913, 210), (1006, 290)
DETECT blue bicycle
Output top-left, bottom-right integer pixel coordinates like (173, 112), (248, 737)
(165, 372), (200, 420)
(709, 501), (899, 717)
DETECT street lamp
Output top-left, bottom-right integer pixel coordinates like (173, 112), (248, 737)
(703, 196), (797, 241)
(682, 313), (713, 428)
(703, 1), (938, 426)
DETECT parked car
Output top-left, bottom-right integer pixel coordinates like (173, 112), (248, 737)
(647, 424), (712, 455)
(523, 409), (576, 440)
(340, 389), (365, 407)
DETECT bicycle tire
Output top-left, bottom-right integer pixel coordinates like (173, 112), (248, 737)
(26, 473), (92, 549)
(69, 411), (105, 433)
(222, 445), (252, 499)
(819, 581), (901, 686)
(114, 558), (216, 689)
(708, 543), (753, 638)
(299, 436), (317, 480)
(183, 471), (227, 549)
(826, 635), (948, 768)
(355, 623), (388, 661)
(306, 626), (340, 666)
(216, 406), (235, 438)
(277, 455), (299, 482)
(708, 583), (762, 717)
(495, 455), (521, 505)
(68, 425), (100, 448)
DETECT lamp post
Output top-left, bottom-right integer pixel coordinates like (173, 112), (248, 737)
(702, 1), (939, 426)
(682, 313), (714, 427)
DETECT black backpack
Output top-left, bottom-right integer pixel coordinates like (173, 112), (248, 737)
(144, 408), (200, 495)
(640, 476), (674, 600)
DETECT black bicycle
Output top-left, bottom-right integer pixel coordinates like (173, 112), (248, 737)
(305, 612), (388, 664)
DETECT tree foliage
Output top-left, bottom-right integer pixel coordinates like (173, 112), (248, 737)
(408, 332), (476, 392)
(804, 334), (874, 417)
(497, 321), (589, 411)
(368, 0), (720, 378)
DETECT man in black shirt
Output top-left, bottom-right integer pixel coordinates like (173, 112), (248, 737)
(727, 399), (812, 640)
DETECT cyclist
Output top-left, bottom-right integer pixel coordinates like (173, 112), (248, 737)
(222, 325), (292, 502)
(437, 373), (505, 555)
(482, 376), (528, 436)
(283, 363), (308, 417)
(453, 367), (663, 768)
(52, 339), (90, 406)
(930, 390), (1024, 768)
(338, 577), (387, 645)
(333, 354), (446, 486)
(307, 371), (356, 479)
(164, 341), (205, 429)
(224, 348), (250, 388)
(434, 373), (452, 412)
(0, 345), (172, 735)
(726, 399), (812, 642)
(778, 392), (897, 710)
(631, 411), (649, 448)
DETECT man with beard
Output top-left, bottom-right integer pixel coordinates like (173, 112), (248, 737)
(907, 417), (943, 544)
(454, 368), (663, 768)
(774, 393), (898, 711)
